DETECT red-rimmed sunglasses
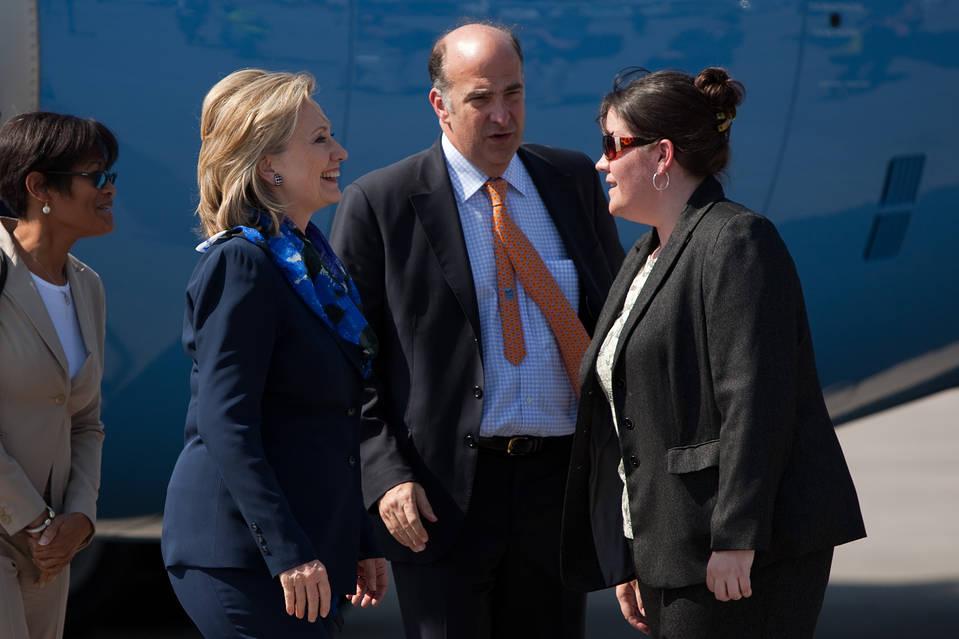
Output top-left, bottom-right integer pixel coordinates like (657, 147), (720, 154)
(602, 134), (655, 161)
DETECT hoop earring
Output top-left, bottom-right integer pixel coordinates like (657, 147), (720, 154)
(42, 203), (51, 215)
(652, 171), (670, 192)
(273, 174), (284, 186)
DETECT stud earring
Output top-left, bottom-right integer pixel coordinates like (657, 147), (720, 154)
(273, 174), (284, 186)
(42, 203), (51, 215)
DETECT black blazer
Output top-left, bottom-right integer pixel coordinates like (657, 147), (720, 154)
(330, 139), (625, 562)
(161, 238), (376, 596)
(561, 177), (866, 591)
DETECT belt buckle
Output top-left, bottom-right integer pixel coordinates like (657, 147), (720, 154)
(506, 436), (535, 456)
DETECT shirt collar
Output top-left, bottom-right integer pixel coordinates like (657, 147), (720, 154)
(441, 134), (531, 202)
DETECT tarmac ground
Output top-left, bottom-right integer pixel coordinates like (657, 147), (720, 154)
(65, 388), (959, 638)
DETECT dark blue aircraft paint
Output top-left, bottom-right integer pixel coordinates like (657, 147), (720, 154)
(28, 0), (959, 520)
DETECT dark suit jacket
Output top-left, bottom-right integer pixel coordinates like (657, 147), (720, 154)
(561, 177), (866, 591)
(161, 238), (376, 597)
(330, 139), (625, 562)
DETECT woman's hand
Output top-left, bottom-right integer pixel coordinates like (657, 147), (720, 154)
(706, 549), (755, 601)
(351, 557), (389, 608)
(27, 512), (94, 584)
(279, 560), (331, 622)
(615, 579), (650, 634)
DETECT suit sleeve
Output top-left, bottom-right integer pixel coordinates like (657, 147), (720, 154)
(331, 183), (417, 510)
(64, 275), (106, 547)
(0, 445), (47, 536)
(357, 499), (381, 559)
(703, 214), (801, 551)
(191, 242), (316, 576)
(590, 166), (626, 274)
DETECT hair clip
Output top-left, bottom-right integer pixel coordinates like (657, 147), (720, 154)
(716, 112), (735, 133)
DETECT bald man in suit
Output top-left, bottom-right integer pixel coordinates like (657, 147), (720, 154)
(331, 22), (625, 639)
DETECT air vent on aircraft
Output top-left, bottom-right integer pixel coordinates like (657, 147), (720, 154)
(863, 154), (926, 261)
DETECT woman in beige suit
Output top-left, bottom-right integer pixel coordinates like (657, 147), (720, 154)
(0, 112), (117, 639)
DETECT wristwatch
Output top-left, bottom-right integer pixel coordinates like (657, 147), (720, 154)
(24, 506), (56, 534)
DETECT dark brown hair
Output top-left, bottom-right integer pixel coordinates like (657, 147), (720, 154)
(0, 112), (119, 216)
(600, 67), (745, 177)
(428, 21), (523, 95)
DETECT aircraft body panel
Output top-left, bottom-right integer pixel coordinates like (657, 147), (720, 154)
(0, 0), (955, 522)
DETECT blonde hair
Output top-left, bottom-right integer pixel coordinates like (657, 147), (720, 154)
(196, 68), (315, 237)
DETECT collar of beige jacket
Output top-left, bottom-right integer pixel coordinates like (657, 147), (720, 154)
(1, 217), (95, 378)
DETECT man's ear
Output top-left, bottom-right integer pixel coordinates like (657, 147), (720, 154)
(429, 88), (451, 127)
(24, 171), (49, 203)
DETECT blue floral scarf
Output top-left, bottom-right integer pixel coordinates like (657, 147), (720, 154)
(197, 212), (377, 379)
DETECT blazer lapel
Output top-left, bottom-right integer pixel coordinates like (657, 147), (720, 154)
(0, 221), (69, 376)
(612, 177), (726, 367)
(517, 146), (607, 314)
(332, 335), (367, 377)
(578, 234), (653, 386)
(65, 257), (98, 362)
(410, 140), (482, 345)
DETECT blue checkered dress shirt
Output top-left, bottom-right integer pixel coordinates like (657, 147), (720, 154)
(441, 135), (579, 437)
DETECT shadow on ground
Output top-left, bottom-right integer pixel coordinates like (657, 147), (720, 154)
(64, 545), (959, 638)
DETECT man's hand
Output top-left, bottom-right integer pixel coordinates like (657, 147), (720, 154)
(279, 560), (331, 622)
(615, 580), (650, 634)
(351, 557), (389, 608)
(706, 549), (755, 602)
(377, 482), (437, 552)
(27, 513), (93, 584)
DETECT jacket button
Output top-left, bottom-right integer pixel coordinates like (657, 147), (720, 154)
(348, 455), (357, 467)
(464, 434), (477, 449)
(53, 395), (66, 405)
(473, 386), (483, 399)
(346, 407), (357, 417)
(630, 455), (640, 469)
(623, 417), (634, 430)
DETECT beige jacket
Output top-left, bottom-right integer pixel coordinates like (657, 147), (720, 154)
(0, 218), (105, 537)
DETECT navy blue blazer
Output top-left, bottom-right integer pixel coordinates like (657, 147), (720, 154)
(161, 237), (376, 596)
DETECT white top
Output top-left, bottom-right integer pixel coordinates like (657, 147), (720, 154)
(29, 272), (88, 378)
(595, 252), (659, 539)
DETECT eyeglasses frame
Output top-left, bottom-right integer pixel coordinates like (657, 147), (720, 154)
(602, 134), (658, 161)
(45, 170), (118, 190)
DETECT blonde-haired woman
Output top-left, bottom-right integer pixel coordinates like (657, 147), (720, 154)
(161, 69), (387, 637)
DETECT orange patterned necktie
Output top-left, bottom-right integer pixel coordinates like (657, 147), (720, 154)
(484, 178), (590, 396)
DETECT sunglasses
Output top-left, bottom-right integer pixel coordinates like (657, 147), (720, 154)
(602, 134), (656, 161)
(46, 170), (118, 189)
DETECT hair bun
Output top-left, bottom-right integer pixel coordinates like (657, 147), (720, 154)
(694, 67), (745, 119)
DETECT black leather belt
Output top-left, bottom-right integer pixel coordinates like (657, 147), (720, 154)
(476, 435), (571, 457)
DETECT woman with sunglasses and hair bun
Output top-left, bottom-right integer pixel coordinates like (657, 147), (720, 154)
(560, 67), (866, 638)
(0, 111), (117, 639)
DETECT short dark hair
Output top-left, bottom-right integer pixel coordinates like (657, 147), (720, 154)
(599, 67), (745, 177)
(0, 112), (119, 216)
(428, 21), (524, 94)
